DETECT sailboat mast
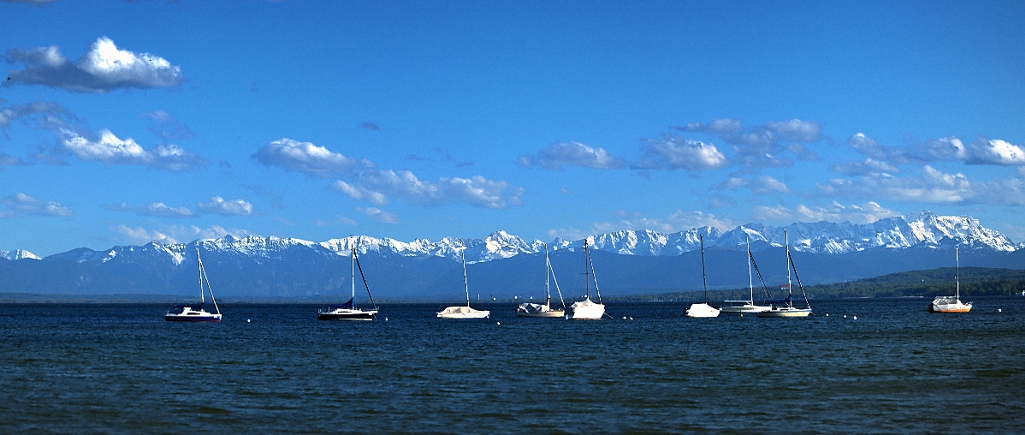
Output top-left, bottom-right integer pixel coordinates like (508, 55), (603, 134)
(785, 229), (793, 304)
(544, 243), (551, 307)
(955, 246), (960, 298)
(462, 251), (470, 307)
(700, 234), (708, 304)
(747, 236), (754, 304)
(584, 239), (591, 299)
(196, 245), (205, 304)
(351, 246), (356, 303)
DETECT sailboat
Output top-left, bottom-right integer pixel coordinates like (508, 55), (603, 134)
(566, 238), (606, 320)
(721, 236), (773, 314)
(165, 245), (222, 322)
(516, 243), (567, 318)
(319, 245), (379, 320)
(757, 230), (813, 318)
(686, 234), (720, 318)
(437, 251), (491, 319)
(928, 246), (972, 313)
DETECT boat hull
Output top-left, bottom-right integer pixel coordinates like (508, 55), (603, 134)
(515, 302), (565, 318)
(318, 309), (378, 320)
(516, 310), (565, 318)
(928, 297), (972, 313)
(686, 303), (721, 318)
(165, 305), (221, 322)
(567, 298), (605, 320)
(165, 313), (222, 322)
(757, 307), (812, 318)
(437, 306), (490, 319)
(720, 302), (771, 314)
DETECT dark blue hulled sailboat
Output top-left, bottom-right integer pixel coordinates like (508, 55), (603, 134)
(319, 244), (379, 321)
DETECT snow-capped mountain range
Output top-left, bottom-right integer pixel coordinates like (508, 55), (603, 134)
(2, 211), (1018, 264)
(3, 211), (1022, 299)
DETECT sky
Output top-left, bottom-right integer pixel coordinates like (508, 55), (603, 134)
(1, 0), (1024, 257)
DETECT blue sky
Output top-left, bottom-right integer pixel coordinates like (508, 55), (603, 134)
(1, 0), (1023, 257)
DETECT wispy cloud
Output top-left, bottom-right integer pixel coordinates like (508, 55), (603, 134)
(0, 192), (72, 217)
(358, 122), (380, 131)
(3, 37), (184, 93)
(675, 118), (822, 168)
(0, 152), (28, 170)
(357, 206), (400, 224)
(0, 100), (81, 137)
(1, 101), (206, 170)
(257, 137), (524, 209)
(831, 158), (900, 176)
(517, 141), (624, 170)
(844, 133), (1025, 167)
(3, 0), (58, 5)
(140, 110), (194, 141)
(547, 209), (733, 241)
(197, 197), (254, 216)
(112, 224), (252, 245)
(681, 118), (823, 146)
(104, 202), (196, 218)
(713, 175), (790, 195)
(751, 201), (900, 225)
(818, 165), (1025, 206)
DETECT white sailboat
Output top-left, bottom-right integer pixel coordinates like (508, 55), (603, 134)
(721, 236), (772, 314)
(758, 229), (813, 318)
(516, 243), (567, 318)
(437, 251), (490, 319)
(566, 239), (606, 320)
(165, 245), (222, 322)
(686, 234), (720, 318)
(928, 246), (972, 313)
(319, 244), (379, 320)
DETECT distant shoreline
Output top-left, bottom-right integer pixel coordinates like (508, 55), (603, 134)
(2, 292), (1021, 304)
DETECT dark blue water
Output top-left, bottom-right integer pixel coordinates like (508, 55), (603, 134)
(2, 298), (1024, 433)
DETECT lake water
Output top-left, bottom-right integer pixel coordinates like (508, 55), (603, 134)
(2, 298), (1024, 433)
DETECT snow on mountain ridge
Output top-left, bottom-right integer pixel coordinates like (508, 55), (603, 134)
(4, 211), (1015, 265)
(0, 249), (40, 260)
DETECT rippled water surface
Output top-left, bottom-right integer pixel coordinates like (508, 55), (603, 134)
(2, 298), (1024, 433)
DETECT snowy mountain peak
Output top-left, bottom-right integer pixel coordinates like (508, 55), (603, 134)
(5, 211), (1015, 268)
(0, 249), (41, 261)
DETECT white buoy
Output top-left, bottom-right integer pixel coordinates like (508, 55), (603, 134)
(247, 319), (251, 323)
(496, 321), (500, 325)
(853, 316), (857, 320)
(825, 313), (829, 317)
(998, 309), (1002, 313)
(843, 315), (847, 319)
(385, 317), (388, 321)
(629, 317), (633, 320)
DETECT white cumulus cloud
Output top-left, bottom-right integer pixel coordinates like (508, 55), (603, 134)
(252, 138), (359, 178)
(3, 37), (184, 93)
(636, 135), (728, 171)
(60, 128), (207, 171)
